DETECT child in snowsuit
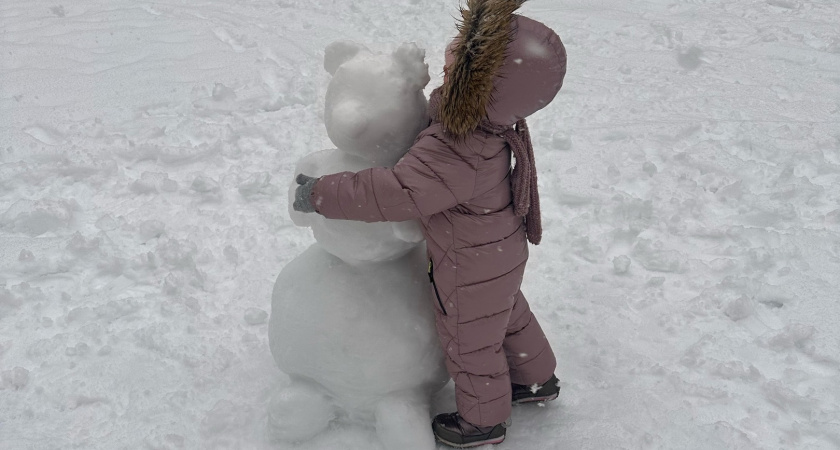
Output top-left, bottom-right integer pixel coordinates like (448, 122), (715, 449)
(293, 0), (567, 447)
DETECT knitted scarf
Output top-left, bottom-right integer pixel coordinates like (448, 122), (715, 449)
(428, 87), (543, 245)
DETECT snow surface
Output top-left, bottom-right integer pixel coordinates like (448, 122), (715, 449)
(1, 0), (839, 449)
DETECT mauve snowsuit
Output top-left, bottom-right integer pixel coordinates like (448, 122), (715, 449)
(311, 15), (567, 427)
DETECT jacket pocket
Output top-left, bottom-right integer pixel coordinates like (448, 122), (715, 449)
(428, 260), (447, 316)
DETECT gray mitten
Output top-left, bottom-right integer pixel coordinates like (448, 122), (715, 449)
(293, 174), (318, 213)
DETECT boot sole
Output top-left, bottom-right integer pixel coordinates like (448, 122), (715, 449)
(435, 435), (506, 448)
(512, 392), (559, 405)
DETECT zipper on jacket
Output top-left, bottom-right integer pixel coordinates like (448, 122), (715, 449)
(428, 260), (448, 316)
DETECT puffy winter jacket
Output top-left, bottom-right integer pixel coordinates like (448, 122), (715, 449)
(311, 11), (566, 426)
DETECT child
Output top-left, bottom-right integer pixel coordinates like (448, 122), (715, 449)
(294, 0), (567, 447)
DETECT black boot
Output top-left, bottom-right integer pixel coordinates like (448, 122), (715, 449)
(511, 374), (561, 405)
(431, 412), (509, 448)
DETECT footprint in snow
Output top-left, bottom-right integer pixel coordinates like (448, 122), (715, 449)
(677, 46), (704, 70)
(140, 4), (162, 16)
(23, 125), (65, 146)
(212, 28), (255, 53)
(49, 5), (66, 18)
(766, 0), (799, 9)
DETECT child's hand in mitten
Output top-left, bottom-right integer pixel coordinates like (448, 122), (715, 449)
(293, 174), (319, 213)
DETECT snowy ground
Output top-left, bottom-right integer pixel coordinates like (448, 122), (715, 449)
(2, 0), (840, 449)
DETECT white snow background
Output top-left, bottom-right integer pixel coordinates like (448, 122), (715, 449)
(2, 0), (839, 449)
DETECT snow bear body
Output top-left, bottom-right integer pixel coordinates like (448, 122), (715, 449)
(268, 42), (447, 449)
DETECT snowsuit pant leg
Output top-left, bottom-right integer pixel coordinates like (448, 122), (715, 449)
(434, 288), (557, 427)
(434, 283), (516, 427)
(503, 290), (557, 386)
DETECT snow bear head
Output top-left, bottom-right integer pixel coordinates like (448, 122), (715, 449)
(323, 41), (431, 165)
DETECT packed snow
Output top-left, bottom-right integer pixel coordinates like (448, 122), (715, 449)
(269, 42), (446, 450)
(1, 0), (839, 449)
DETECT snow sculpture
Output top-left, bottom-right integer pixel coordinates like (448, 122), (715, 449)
(268, 41), (448, 449)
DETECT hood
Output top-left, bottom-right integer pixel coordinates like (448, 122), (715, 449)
(440, 0), (567, 136)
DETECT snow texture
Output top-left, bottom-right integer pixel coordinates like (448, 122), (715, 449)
(269, 41), (446, 448)
(1, 0), (840, 449)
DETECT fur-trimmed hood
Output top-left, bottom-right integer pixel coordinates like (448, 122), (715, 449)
(440, 0), (567, 136)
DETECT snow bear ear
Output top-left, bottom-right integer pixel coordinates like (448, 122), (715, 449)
(392, 43), (431, 90)
(324, 41), (369, 76)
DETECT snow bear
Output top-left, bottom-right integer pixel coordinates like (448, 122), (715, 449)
(268, 41), (448, 449)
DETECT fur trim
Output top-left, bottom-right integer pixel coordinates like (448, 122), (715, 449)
(440, 0), (526, 136)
